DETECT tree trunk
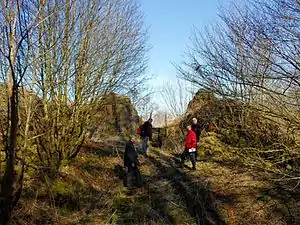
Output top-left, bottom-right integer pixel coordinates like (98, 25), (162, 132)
(0, 82), (19, 225)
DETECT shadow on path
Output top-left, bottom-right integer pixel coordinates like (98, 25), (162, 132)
(149, 152), (226, 225)
(113, 173), (177, 225)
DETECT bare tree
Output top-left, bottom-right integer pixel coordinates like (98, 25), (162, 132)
(0, 0), (43, 223)
(30, 0), (148, 171)
(138, 94), (158, 121)
(177, 0), (300, 182)
(0, 0), (148, 223)
(160, 78), (194, 118)
(178, 0), (300, 123)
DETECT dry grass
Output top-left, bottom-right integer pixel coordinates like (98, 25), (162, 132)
(161, 133), (300, 225)
(190, 162), (284, 225)
(10, 134), (300, 225)
(11, 139), (123, 225)
(10, 139), (195, 225)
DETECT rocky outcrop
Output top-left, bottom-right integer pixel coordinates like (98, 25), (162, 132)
(181, 89), (290, 148)
(88, 93), (140, 141)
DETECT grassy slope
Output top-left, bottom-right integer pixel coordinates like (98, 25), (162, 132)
(11, 139), (124, 225)
(11, 138), (194, 225)
(11, 135), (300, 225)
(159, 133), (300, 225)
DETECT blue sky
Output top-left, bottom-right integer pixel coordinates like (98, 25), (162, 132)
(139, 0), (232, 108)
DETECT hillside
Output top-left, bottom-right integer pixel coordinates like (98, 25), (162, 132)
(11, 136), (300, 225)
(159, 89), (300, 224)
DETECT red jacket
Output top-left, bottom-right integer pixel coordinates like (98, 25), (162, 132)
(185, 130), (197, 149)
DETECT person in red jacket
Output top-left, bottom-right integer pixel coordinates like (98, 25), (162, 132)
(181, 125), (197, 170)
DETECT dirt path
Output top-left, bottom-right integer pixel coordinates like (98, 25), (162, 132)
(146, 147), (297, 225)
(84, 140), (299, 225)
(147, 150), (226, 225)
(112, 144), (226, 225)
(112, 150), (196, 225)
(142, 145), (299, 225)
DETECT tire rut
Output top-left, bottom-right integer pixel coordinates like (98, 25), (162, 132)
(148, 152), (226, 225)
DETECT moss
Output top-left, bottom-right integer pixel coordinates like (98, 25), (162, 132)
(59, 206), (74, 216)
(151, 147), (161, 154)
(199, 146), (206, 157)
(286, 164), (292, 170)
(23, 167), (36, 182)
(52, 179), (73, 196)
(82, 160), (93, 171)
(212, 146), (224, 153)
(264, 161), (273, 169)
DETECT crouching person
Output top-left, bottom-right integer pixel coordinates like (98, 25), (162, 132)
(181, 125), (197, 170)
(124, 136), (143, 188)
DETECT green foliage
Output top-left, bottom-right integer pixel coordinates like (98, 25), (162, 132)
(198, 146), (206, 157)
(59, 206), (75, 217)
(51, 179), (73, 196)
(221, 131), (239, 145)
(61, 159), (69, 167)
(264, 161), (273, 169)
(257, 192), (270, 202)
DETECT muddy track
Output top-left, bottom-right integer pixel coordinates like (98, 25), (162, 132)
(148, 153), (225, 225)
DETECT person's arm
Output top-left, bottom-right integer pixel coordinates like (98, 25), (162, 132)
(124, 149), (128, 167)
(193, 134), (197, 148)
(149, 125), (153, 140)
(196, 125), (201, 142)
(127, 143), (139, 166)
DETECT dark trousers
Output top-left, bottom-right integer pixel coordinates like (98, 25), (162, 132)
(124, 165), (142, 188)
(181, 150), (196, 169)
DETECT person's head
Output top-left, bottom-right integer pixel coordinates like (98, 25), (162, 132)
(192, 118), (198, 124)
(187, 125), (192, 131)
(129, 135), (137, 143)
(148, 118), (153, 123)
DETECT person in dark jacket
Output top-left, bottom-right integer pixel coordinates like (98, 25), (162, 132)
(124, 136), (139, 168)
(140, 118), (153, 156)
(181, 125), (197, 170)
(192, 118), (202, 159)
(124, 136), (142, 188)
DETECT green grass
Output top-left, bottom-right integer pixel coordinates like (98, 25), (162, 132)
(52, 179), (74, 196)
(12, 135), (300, 225)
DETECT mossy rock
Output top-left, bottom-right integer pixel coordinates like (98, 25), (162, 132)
(89, 92), (140, 139)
